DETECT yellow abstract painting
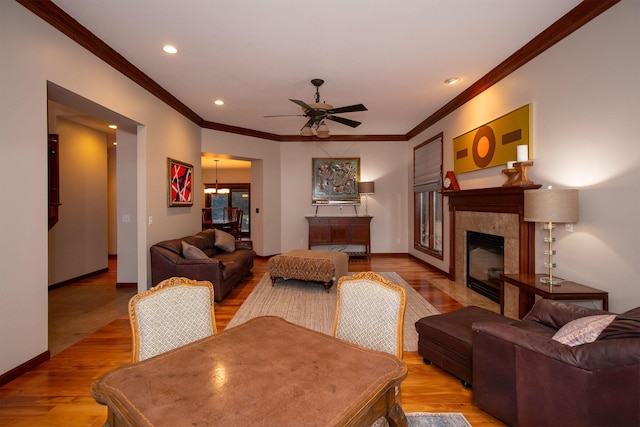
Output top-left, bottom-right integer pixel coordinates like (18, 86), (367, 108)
(453, 104), (531, 174)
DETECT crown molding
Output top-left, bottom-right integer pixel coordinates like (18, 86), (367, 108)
(405, 0), (620, 140)
(18, 0), (620, 143)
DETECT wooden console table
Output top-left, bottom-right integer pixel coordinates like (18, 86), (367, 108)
(306, 216), (372, 256)
(500, 273), (609, 319)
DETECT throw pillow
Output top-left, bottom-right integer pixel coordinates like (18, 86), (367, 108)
(214, 229), (236, 253)
(181, 241), (208, 260)
(552, 314), (616, 347)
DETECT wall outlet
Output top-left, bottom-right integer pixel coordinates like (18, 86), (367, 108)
(565, 223), (574, 232)
(122, 214), (131, 223)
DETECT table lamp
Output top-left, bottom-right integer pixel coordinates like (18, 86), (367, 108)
(524, 187), (579, 285)
(358, 181), (375, 216)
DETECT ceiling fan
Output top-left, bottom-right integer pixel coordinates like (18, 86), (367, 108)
(264, 79), (367, 137)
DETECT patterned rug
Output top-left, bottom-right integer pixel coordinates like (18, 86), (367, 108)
(226, 272), (440, 351)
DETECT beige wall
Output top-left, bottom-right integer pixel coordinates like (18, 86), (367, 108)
(409, 1), (640, 313)
(201, 165), (251, 184)
(48, 118), (109, 285)
(1, 1), (202, 375)
(278, 141), (408, 254)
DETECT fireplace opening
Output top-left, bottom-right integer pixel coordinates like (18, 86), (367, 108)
(466, 231), (504, 303)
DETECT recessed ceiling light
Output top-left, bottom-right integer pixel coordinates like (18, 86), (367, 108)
(113, 142), (117, 146)
(444, 77), (461, 85)
(108, 124), (117, 129)
(214, 100), (224, 106)
(162, 45), (178, 54)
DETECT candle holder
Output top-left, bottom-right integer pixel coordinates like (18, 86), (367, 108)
(514, 161), (534, 186)
(502, 168), (519, 186)
(501, 161), (534, 186)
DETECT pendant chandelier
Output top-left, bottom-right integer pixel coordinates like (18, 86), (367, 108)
(204, 160), (230, 194)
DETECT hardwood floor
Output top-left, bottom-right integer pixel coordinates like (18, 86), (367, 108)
(0, 254), (505, 426)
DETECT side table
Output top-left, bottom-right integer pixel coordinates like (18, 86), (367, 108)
(500, 273), (609, 319)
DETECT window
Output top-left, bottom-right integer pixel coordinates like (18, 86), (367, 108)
(413, 134), (443, 258)
(205, 183), (251, 237)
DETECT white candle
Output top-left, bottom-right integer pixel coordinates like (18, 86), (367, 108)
(507, 161), (516, 169)
(517, 145), (528, 162)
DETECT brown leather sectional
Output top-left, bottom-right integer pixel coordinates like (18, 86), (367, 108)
(150, 228), (256, 302)
(473, 300), (640, 426)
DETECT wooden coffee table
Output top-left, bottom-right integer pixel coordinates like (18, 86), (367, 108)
(91, 316), (408, 427)
(500, 273), (609, 319)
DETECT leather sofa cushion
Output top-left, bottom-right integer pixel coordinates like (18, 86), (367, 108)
(524, 299), (608, 330)
(597, 306), (640, 341)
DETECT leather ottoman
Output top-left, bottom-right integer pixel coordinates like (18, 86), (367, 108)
(268, 249), (349, 291)
(415, 306), (515, 387)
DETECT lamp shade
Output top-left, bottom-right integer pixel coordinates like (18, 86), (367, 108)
(300, 125), (313, 136)
(359, 181), (375, 194)
(524, 189), (579, 223)
(316, 122), (330, 138)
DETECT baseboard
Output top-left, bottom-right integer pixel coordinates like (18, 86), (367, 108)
(0, 350), (50, 387)
(48, 267), (109, 290)
(116, 282), (136, 288)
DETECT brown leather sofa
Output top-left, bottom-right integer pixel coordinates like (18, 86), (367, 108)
(150, 228), (256, 302)
(472, 299), (640, 427)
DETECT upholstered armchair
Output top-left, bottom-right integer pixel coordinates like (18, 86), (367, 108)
(472, 299), (640, 426)
(129, 277), (217, 362)
(333, 271), (407, 358)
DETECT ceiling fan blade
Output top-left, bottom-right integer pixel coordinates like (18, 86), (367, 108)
(327, 115), (362, 128)
(289, 99), (314, 111)
(327, 104), (368, 114)
(263, 114), (306, 118)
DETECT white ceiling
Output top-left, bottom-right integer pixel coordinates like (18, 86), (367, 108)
(51, 0), (582, 138)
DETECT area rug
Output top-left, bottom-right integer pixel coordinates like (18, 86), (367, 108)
(406, 412), (471, 427)
(226, 272), (440, 351)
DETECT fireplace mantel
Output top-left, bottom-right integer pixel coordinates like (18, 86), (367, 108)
(446, 185), (541, 281)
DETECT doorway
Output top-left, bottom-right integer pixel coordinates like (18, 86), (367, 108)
(205, 184), (251, 237)
(47, 82), (141, 353)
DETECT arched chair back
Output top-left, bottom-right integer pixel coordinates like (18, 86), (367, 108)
(223, 206), (237, 223)
(202, 207), (212, 229)
(232, 209), (244, 238)
(332, 271), (406, 359)
(129, 277), (217, 362)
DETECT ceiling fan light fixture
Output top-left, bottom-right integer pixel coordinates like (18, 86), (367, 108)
(316, 122), (330, 138)
(300, 125), (313, 136)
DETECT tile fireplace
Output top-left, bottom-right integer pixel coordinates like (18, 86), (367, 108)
(446, 186), (540, 318)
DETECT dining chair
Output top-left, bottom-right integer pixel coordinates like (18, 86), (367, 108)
(201, 207), (213, 230)
(332, 271), (407, 359)
(232, 209), (244, 238)
(129, 277), (217, 362)
(223, 206), (238, 223)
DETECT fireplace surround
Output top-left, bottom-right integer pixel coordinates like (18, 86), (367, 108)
(447, 186), (540, 317)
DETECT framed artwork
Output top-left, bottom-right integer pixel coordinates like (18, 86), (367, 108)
(312, 158), (360, 205)
(168, 158), (194, 207)
(453, 104), (531, 174)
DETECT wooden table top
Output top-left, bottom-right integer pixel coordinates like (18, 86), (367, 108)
(91, 316), (407, 427)
(501, 273), (609, 296)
